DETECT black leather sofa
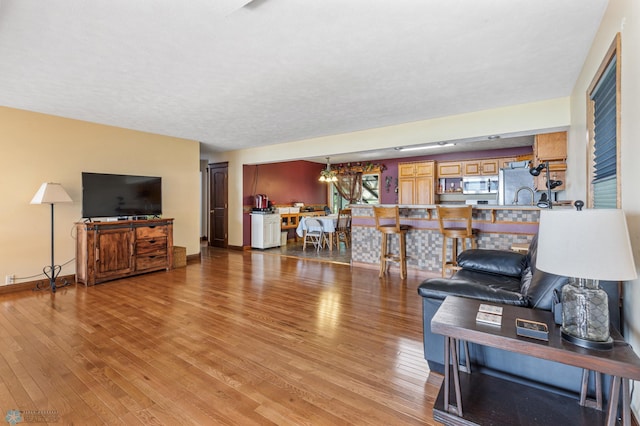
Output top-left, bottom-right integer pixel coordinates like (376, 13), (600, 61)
(417, 234), (621, 397)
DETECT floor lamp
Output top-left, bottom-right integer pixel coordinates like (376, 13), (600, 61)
(30, 182), (72, 293)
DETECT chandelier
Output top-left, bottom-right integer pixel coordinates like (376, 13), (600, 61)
(318, 157), (338, 182)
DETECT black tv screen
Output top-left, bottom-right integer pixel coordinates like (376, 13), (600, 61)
(82, 172), (162, 218)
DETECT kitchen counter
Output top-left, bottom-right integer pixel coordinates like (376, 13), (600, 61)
(348, 204), (540, 275)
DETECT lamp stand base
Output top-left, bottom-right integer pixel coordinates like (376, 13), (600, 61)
(561, 329), (613, 350)
(39, 264), (64, 293)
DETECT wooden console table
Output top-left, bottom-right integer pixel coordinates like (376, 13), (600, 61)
(76, 218), (174, 285)
(431, 296), (640, 425)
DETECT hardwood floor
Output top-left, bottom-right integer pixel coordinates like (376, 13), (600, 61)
(0, 246), (442, 425)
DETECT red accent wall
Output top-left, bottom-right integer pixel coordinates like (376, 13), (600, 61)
(243, 160), (328, 246)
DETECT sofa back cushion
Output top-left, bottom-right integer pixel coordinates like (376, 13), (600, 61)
(522, 233), (569, 309)
(457, 249), (527, 277)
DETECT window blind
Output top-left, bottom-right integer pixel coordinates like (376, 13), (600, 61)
(590, 55), (617, 208)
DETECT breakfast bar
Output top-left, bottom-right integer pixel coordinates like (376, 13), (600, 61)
(350, 204), (540, 274)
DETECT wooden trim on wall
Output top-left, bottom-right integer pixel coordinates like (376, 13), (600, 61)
(0, 274), (76, 295)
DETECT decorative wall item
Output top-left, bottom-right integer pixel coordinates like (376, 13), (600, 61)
(331, 162), (387, 175)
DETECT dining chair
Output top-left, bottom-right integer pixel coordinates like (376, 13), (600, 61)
(303, 218), (328, 251)
(334, 208), (352, 248)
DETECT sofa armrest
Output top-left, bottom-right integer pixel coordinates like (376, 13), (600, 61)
(418, 271), (527, 306)
(457, 249), (527, 277)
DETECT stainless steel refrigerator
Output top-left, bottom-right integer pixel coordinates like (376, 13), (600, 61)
(498, 167), (538, 205)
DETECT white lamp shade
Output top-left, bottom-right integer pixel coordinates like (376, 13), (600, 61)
(537, 209), (637, 281)
(30, 182), (73, 204)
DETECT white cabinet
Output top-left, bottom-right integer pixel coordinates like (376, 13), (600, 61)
(251, 214), (282, 249)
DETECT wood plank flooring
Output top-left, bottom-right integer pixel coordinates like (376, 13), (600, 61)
(0, 246), (442, 425)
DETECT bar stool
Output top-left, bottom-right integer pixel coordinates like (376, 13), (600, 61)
(437, 205), (477, 277)
(373, 206), (410, 279)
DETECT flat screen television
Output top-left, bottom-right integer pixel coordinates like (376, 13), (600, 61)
(82, 172), (162, 219)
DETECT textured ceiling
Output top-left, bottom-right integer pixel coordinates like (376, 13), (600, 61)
(0, 0), (607, 160)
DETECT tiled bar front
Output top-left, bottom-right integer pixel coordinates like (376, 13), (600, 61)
(350, 205), (540, 274)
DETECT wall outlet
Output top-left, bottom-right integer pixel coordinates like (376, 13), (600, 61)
(5, 275), (15, 285)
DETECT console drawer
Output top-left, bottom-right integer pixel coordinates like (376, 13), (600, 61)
(136, 237), (168, 255)
(136, 255), (168, 271)
(136, 225), (168, 239)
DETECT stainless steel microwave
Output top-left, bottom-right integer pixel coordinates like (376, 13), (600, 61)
(462, 176), (499, 194)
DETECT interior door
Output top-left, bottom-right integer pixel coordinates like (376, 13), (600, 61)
(208, 162), (228, 248)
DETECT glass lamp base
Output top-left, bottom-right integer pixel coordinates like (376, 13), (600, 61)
(560, 329), (613, 350)
(561, 278), (612, 350)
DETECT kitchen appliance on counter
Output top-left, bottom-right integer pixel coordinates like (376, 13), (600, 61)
(254, 194), (269, 209)
(499, 168), (538, 205)
(461, 176), (499, 195)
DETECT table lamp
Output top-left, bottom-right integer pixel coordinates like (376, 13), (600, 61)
(31, 182), (73, 293)
(536, 207), (637, 349)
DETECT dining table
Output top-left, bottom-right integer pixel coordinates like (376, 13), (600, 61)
(296, 214), (338, 251)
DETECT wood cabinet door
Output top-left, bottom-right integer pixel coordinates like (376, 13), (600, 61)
(398, 178), (416, 204)
(95, 228), (133, 278)
(415, 176), (434, 204)
(534, 170), (566, 191)
(462, 161), (481, 176)
(499, 157), (517, 169)
(535, 132), (567, 161)
(415, 161), (434, 177)
(398, 163), (416, 178)
(481, 159), (499, 175)
(437, 161), (462, 177)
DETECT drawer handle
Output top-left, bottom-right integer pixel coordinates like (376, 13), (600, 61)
(149, 240), (156, 244)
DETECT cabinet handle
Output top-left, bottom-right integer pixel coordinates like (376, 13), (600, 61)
(149, 240), (156, 244)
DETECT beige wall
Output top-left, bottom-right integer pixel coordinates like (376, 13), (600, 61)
(211, 98), (571, 247)
(0, 107), (201, 286)
(569, 0), (640, 414)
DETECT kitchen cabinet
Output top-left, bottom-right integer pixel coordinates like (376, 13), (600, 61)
(498, 157), (517, 169)
(462, 158), (499, 176)
(398, 161), (435, 204)
(251, 213), (282, 249)
(535, 132), (567, 161)
(437, 161), (462, 177)
(534, 170), (566, 192)
(533, 131), (567, 192)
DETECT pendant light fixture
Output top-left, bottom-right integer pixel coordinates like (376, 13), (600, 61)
(318, 157), (338, 182)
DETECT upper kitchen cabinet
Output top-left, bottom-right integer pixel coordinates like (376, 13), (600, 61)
(535, 132), (567, 162)
(462, 158), (499, 176)
(534, 170), (566, 192)
(398, 160), (435, 204)
(499, 157), (517, 169)
(437, 161), (462, 177)
(533, 131), (568, 191)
